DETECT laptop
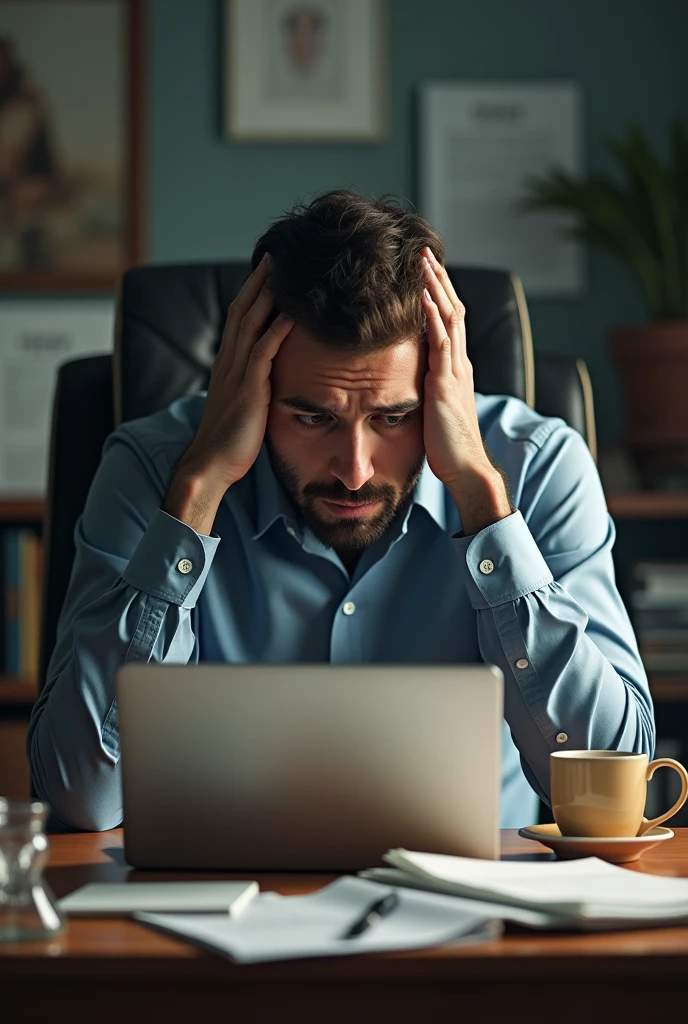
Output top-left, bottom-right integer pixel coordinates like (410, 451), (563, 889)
(117, 663), (503, 870)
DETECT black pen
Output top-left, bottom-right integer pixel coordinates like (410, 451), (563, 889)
(341, 891), (400, 939)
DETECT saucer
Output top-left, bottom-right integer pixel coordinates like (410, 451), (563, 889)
(517, 823), (674, 863)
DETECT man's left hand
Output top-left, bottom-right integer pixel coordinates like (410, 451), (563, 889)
(421, 246), (513, 535)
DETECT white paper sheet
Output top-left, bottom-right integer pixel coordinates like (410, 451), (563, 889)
(134, 876), (501, 963)
(385, 850), (688, 922)
(0, 299), (114, 496)
(420, 81), (583, 296)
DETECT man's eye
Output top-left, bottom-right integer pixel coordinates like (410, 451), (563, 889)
(382, 415), (411, 429)
(296, 414), (328, 429)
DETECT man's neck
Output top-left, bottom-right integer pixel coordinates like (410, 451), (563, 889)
(336, 547), (363, 575)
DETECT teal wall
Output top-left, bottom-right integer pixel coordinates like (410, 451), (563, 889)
(149, 0), (688, 442)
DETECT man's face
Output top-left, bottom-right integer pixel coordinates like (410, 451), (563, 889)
(266, 325), (427, 552)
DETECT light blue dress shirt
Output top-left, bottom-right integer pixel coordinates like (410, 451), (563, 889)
(28, 392), (655, 832)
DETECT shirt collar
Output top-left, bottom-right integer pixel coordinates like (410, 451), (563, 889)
(250, 444), (446, 542)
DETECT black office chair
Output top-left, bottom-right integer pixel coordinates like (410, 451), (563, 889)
(38, 261), (597, 701)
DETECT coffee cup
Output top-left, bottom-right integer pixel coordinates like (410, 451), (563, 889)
(550, 750), (688, 838)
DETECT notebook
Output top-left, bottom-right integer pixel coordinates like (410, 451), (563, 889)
(360, 850), (688, 929)
(58, 881), (258, 917)
(133, 877), (502, 963)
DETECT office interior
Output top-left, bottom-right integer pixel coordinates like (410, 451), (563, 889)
(1, 0), (688, 1017)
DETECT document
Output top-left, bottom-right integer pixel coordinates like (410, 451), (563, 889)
(134, 876), (502, 963)
(0, 300), (114, 495)
(419, 81), (582, 297)
(361, 850), (688, 929)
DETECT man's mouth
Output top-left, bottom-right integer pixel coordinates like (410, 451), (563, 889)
(319, 498), (381, 519)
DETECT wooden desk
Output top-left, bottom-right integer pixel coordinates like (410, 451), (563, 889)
(3, 829), (688, 1023)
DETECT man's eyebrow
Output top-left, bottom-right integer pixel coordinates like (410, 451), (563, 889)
(278, 396), (421, 415)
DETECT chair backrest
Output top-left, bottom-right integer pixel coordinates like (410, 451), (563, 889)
(113, 262), (534, 426)
(38, 261), (593, 690)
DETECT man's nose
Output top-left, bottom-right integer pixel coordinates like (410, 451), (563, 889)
(329, 430), (375, 492)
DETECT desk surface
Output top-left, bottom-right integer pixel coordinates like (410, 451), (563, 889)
(4, 828), (688, 1022)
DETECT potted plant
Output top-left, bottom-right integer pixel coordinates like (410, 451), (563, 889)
(519, 119), (688, 488)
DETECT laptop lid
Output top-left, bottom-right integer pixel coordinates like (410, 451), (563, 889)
(117, 663), (503, 870)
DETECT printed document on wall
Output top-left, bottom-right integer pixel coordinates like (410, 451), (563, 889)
(419, 81), (583, 296)
(0, 301), (114, 496)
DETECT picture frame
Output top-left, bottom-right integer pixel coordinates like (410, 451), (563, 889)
(419, 81), (583, 297)
(0, 0), (145, 292)
(224, 0), (387, 142)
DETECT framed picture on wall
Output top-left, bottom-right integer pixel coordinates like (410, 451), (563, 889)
(0, 0), (145, 291)
(224, 0), (387, 142)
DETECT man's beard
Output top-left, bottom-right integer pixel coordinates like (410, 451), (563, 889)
(265, 439), (426, 552)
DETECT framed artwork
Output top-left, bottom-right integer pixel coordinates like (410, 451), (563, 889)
(0, 0), (145, 291)
(224, 0), (387, 142)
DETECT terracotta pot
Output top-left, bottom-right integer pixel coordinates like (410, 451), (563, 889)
(610, 321), (688, 487)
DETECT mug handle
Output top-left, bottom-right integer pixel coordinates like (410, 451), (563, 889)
(637, 758), (688, 836)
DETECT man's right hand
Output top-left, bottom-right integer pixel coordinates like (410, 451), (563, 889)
(162, 253), (294, 534)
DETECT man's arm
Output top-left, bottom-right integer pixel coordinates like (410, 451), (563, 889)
(27, 430), (221, 832)
(452, 422), (654, 803)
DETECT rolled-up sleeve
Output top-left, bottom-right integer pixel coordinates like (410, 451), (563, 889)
(452, 424), (654, 804)
(27, 431), (220, 832)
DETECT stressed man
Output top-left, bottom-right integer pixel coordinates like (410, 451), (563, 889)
(28, 189), (654, 831)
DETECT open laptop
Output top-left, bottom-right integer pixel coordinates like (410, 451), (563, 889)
(117, 663), (503, 870)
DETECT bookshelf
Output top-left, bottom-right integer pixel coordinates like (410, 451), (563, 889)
(0, 498), (44, 797)
(606, 491), (688, 520)
(0, 499), (44, 522)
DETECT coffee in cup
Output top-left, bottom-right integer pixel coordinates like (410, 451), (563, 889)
(550, 750), (688, 838)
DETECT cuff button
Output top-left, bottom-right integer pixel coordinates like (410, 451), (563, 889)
(177, 558), (193, 574)
(555, 732), (568, 744)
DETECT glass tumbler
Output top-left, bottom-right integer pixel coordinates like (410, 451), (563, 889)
(0, 798), (65, 942)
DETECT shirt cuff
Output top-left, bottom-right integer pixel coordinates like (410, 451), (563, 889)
(452, 510), (553, 609)
(123, 508), (220, 609)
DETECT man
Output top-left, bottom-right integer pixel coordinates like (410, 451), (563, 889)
(28, 188), (654, 832)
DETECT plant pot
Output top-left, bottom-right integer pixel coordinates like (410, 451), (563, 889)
(610, 321), (688, 489)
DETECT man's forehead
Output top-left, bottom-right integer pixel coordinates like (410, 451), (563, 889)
(272, 325), (424, 390)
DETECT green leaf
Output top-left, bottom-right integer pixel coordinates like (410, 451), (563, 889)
(517, 119), (688, 319)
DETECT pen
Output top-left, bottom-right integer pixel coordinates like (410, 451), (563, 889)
(341, 891), (400, 939)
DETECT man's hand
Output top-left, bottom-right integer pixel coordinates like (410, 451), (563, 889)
(163, 253), (294, 534)
(421, 246), (513, 535)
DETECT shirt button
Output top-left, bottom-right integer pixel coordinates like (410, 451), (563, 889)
(286, 526), (297, 537)
(555, 732), (568, 744)
(516, 658), (529, 669)
(343, 601), (356, 616)
(479, 559), (494, 575)
(177, 558), (193, 574)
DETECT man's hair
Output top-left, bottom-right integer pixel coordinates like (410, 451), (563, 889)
(250, 187), (445, 351)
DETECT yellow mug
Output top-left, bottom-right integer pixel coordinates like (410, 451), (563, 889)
(550, 750), (688, 838)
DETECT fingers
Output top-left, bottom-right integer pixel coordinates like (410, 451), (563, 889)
(422, 287), (453, 380)
(243, 312), (294, 387)
(422, 247), (468, 377)
(230, 277), (281, 382)
(215, 253), (273, 378)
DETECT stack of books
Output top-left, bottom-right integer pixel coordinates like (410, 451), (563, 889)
(0, 528), (43, 680)
(630, 561), (688, 673)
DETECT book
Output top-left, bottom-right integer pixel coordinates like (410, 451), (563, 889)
(1, 529), (20, 676)
(58, 880), (259, 917)
(18, 530), (39, 681)
(360, 849), (688, 929)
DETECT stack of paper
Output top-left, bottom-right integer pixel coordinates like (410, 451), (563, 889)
(360, 850), (688, 930)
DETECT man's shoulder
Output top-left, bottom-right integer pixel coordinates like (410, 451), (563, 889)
(475, 392), (570, 452)
(104, 393), (207, 475)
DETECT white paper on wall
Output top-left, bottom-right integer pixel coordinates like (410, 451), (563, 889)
(0, 300), (114, 496)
